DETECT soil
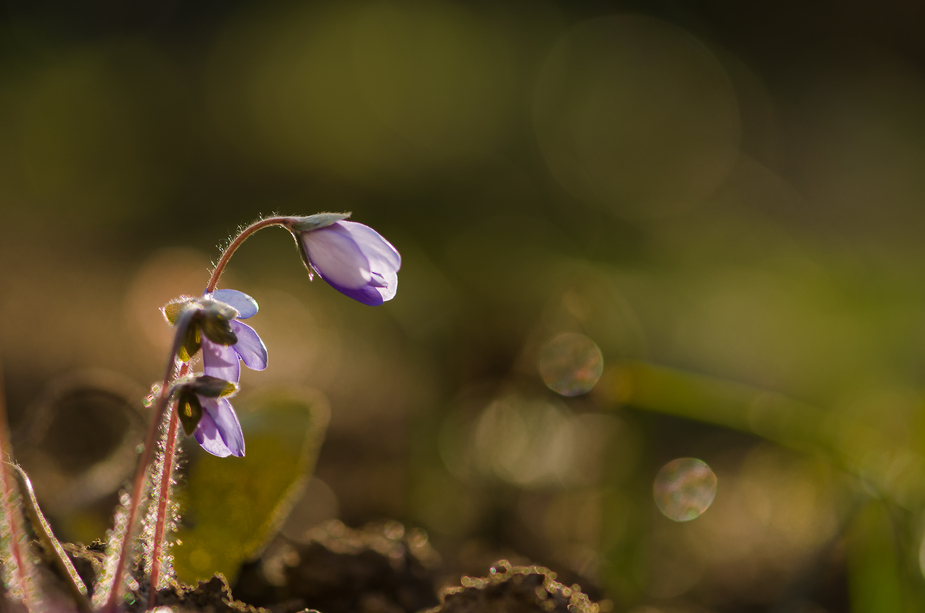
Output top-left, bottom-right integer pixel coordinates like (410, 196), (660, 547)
(59, 522), (603, 613)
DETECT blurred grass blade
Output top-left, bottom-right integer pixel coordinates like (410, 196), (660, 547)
(0, 360), (43, 613)
(611, 361), (925, 510)
(11, 464), (91, 613)
(847, 502), (903, 613)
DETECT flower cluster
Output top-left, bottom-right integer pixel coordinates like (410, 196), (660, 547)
(162, 215), (400, 457)
(162, 289), (266, 457)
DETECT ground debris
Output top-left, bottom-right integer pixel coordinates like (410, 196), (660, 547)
(142, 576), (265, 613)
(426, 560), (603, 613)
(233, 520), (441, 613)
(60, 522), (603, 613)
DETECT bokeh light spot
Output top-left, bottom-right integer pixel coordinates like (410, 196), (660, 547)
(653, 458), (717, 522)
(538, 333), (604, 396)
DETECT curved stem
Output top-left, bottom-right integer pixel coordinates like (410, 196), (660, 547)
(106, 216), (293, 613)
(105, 216), (294, 613)
(206, 217), (292, 293)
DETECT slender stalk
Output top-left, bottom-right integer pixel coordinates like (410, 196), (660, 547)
(147, 363), (187, 608)
(0, 360), (39, 612)
(102, 357), (177, 613)
(206, 217), (291, 293)
(102, 217), (293, 612)
(102, 216), (293, 612)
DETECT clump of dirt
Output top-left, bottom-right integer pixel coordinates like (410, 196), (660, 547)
(428, 561), (601, 613)
(62, 521), (603, 613)
(234, 520), (441, 613)
(145, 576), (256, 613)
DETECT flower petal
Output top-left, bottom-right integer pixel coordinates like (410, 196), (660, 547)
(210, 289), (259, 319)
(301, 224), (372, 289)
(193, 409), (230, 457)
(230, 320), (268, 371)
(321, 269), (398, 306)
(202, 337), (241, 384)
(195, 397), (245, 457)
(337, 221), (401, 273)
(370, 269), (398, 302)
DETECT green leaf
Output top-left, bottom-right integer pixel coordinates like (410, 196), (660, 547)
(172, 389), (330, 585)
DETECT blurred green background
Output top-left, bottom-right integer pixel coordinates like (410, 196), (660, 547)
(3, 0), (925, 611)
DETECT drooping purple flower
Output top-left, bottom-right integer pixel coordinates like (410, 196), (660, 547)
(163, 289), (267, 458)
(193, 396), (245, 458)
(174, 376), (245, 458)
(286, 215), (401, 306)
(200, 288), (268, 385)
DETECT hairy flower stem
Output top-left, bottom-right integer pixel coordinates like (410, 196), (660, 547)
(102, 354), (178, 613)
(147, 363), (188, 609)
(106, 216), (291, 613)
(206, 216), (292, 293)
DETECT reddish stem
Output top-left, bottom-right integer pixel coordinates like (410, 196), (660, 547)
(102, 356), (176, 613)
(206, 217), (291, 293)
(148, 363), (190, 609)
(105, 216), (292, 613)
(147, 363), (187, 609)
(0, 362), (36, 611)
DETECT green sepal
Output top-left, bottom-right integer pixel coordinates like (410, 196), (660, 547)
(178, 322), (202, 362)
(177, 389), (204, 436)
(201, 318), (238, 346)
(188, 375), (238, 398)
(286, 212), (351, 233)
(201, 298), (239, 322)
(163, 298), (196, 326)
(289, 230), (315, 280)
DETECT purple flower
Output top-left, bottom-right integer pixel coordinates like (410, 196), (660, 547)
(163, 289), (267, 458)
(287, 215), (401, 306)
(193, 396), (245, 457)
(174, 376), (245, 458)
(200, 289), (268, 385)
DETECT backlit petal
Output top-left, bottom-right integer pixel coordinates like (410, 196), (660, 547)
(210, 289), (259, 319)
(371, 269), (398, 302)
(231, 320), (268, 371)
(198, 397), (245, 457)
(321, 270), (398, 306)
(202, 337), (241, 384)
(194, 407), (233, 457)
(301, 224), (372, 289)
(336, 221), (401, 273)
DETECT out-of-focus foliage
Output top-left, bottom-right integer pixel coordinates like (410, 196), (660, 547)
(2, 0), (925, 610)
(173, 390), (329, 584)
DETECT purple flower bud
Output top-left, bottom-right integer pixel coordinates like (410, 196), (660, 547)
(290, 219), (401, 306)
